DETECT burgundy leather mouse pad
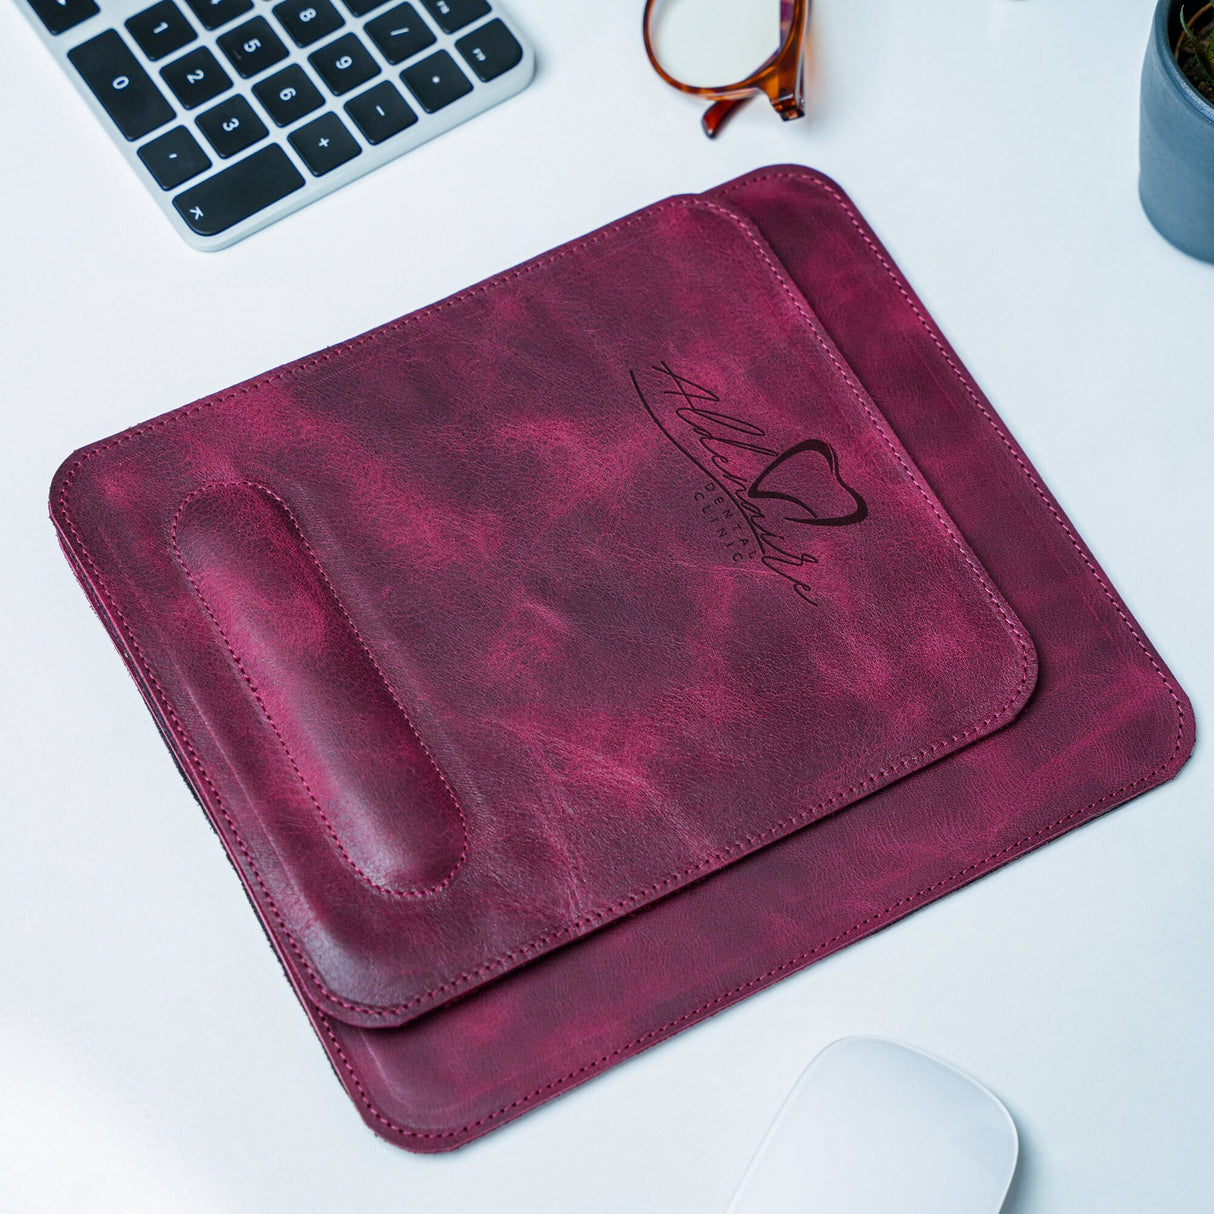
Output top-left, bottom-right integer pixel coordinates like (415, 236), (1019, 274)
(51, 166), (1192, 1151)
(51, 197), (1035, 1028)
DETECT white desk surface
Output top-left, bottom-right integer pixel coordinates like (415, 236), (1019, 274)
(2, 1), (1211, 1210)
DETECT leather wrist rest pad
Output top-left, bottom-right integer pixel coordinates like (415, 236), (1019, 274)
(51, 166), (1193, 1152)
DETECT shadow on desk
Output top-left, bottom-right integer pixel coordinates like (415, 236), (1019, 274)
(1001, 1118), (1033, 1214)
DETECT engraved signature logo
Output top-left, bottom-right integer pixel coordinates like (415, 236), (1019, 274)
(630, 362), (868, 605)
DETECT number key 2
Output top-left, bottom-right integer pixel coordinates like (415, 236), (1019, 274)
(161, 46), (232, 108)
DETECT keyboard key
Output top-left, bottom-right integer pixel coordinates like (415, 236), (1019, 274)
(125, 1), (194, 59)
(400, 49), (470, 112)
(196, 94), (268, 157)
(68, 31), (174, 141)
(288, 112), (360, 174)
(217, 16), (287, 77)
(419, 0), (485, 34)
(456, 18), (520, 82)
(161, 46), (231, 108)
(26, 0), (97, 35)
(341, 0), (383, 14)
(137, 125), (210, 188)
(365, 2), (434, 64)
(252, 64), (323, 126)
(344, 81), (416, 143)
(308, 33), (379, 95)
(272, 0), (342, 47)
(173, 144), (304, 234)
(181, 0), (251, 30)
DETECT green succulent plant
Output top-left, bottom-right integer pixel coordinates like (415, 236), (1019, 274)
(1179, 4), (1214, 90)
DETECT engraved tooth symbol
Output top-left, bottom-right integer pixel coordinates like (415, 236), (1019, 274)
(747, 439), (868, 527)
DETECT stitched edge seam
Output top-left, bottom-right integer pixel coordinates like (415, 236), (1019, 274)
(316, 747), (1177, 1144)
(53, 193), (1033, 1021)
(311, 166), (1190, 1145)
(171, 481), (469, 899)
(759, 168), (1186, 721)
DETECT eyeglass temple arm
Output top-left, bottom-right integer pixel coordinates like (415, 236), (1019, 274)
(643, 0), (805, 138)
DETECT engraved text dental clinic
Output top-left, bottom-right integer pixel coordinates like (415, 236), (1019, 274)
(630, 362), (868, 606)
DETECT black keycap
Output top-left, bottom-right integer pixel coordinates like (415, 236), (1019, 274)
(68, 31), (174, 141)
(174, 143), (303, 234)
(217, 17), (287, 77)
(456, 18), (520, 82)
(400, 49), (470, 112)
(125, 2), (194, 60)
(341, 0), (383, 15)
(161, 46), (232, 108)
(288, 111), (360, 174)
(252, 64), (323, 125)
(308, 33), (379, 95)
(344, 81), (416, 143)
(26, 0), (98, 35)
(137, 125), (211, 188)
(196, 93), (268, 156)
(181, 0), (251, 30)
(272, 0), (342, 47)
(365, 2), (434, 64)
(419, 0), (485, 34)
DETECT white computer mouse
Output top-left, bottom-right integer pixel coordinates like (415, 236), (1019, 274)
(725, 1036), (1018, 1214)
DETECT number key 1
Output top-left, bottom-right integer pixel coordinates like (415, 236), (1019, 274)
(126, 1), (197, 60)
(252, 64), (324, 126)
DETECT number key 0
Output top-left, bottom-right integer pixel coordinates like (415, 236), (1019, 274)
(68, 31), (175, 141)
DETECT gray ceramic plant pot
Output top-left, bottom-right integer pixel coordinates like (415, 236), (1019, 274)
(1140, 0), (1214, 261)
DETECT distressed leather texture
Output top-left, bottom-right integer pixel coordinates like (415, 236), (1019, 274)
(50, 166), (1193, 1152)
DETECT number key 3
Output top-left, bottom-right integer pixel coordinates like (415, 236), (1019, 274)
(196, 94), (268, 157)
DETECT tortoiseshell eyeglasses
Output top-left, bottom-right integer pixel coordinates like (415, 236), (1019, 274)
(643, 0), (813, 138)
